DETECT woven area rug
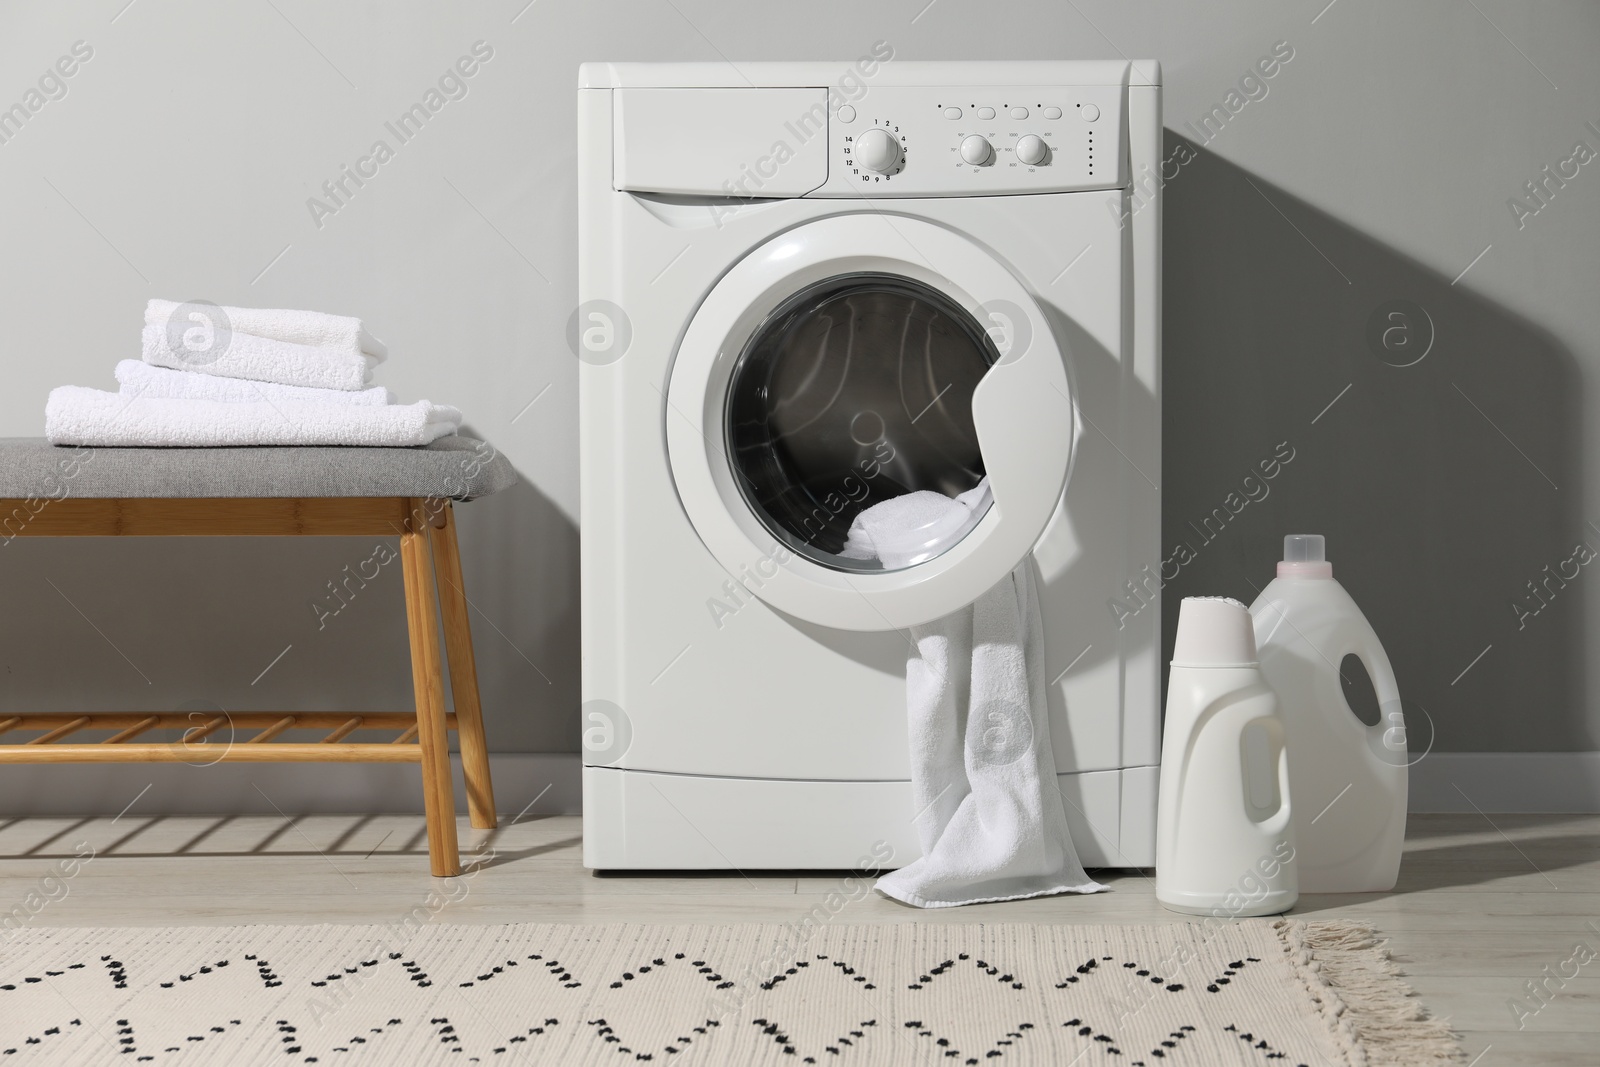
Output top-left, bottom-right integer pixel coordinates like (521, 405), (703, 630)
(0, 920), (1458, 1066)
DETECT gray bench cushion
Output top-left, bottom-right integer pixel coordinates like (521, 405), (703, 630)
(0, 435), (516, 501)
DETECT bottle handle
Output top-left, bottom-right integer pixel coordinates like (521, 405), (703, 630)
(1349, 623), (1406, 756)
(1270, 733), (1293, 835)
(1244, 712), (1293, 836)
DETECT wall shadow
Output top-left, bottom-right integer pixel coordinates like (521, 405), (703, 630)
(1161, 132), (1587, 753)
(449, 463), (581, 752)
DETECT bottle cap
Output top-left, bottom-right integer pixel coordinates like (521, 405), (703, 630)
(1278, 533), (1333, 578)
(1171, 596), (1259, 667)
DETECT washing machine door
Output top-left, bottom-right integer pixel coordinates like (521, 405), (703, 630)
(667, 212), (1074, 631)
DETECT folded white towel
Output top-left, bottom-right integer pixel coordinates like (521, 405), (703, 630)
(144, 299), (386, 361)
(845, 485), (1105, 908)
(45, 386), (460, 448)
(141, 323), (381, 392)
(115, 360), (394, 406)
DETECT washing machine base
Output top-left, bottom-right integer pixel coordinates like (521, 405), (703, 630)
(582, 765), (1158, 871)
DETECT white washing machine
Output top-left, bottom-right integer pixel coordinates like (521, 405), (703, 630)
(578, 60), (1161, 870)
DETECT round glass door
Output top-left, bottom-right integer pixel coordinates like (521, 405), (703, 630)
(725, 273), (999, 572)
(664, 212), (1075, 631)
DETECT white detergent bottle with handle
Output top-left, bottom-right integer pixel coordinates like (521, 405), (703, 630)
(1249, 534), (1407, 893)
(1157, 597), (1297, 917)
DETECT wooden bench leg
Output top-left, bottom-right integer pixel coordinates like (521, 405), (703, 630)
(431, 502), (498, 830)
(402, 503), (461, 877)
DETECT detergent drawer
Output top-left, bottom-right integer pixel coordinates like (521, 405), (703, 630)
(613, 87), (829, 197)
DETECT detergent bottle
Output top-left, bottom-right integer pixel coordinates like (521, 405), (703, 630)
(1249, 535), (1407, 893)
(1156, 597), (1297, 917)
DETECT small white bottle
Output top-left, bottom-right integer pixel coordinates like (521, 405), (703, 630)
(1249, 534), (1407, 893)
(1156, 597), (1297, 917)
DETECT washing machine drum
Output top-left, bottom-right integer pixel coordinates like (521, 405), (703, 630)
(727, 273), (995, 570)
(666, 213), (1076, 631)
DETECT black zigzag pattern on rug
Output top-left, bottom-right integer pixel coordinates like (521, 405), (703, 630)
(0, 932), (1362, 1064)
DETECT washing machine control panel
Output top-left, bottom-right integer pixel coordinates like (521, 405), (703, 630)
(815, 85), (1125, 197)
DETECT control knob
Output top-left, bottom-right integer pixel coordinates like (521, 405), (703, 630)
(855, 128), (902, 173)
(1016, 134), (1048, 166)
(959, 135), (993, 165)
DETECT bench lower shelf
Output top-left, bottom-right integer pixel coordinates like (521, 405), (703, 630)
(0, 496), (498, 876)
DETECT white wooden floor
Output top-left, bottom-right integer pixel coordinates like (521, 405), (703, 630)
(1, 811), (1594, 1065)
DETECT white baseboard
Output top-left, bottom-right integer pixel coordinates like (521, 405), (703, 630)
(4, 752), (1596, 818)
(0, 753), (582, 818)
(1408, 752), (1600, 812)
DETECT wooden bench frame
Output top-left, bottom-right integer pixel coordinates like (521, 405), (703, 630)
(0, 495), (496, 877)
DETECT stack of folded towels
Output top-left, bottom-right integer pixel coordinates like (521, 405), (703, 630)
(45, 299), (462, 447)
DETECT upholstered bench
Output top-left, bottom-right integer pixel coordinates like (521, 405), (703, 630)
(0, 435), (516, 876)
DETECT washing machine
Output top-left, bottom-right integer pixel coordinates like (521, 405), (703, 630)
(578, 60), (1161, 870)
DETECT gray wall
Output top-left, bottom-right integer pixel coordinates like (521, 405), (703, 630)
(0, 1), (1595, 791)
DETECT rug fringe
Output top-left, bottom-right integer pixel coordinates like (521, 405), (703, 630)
(1273, 918), (1464, 1066)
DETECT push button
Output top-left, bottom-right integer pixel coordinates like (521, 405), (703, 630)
(976, 106), (995, 120)
(837, 104), (856, 123)
(942, 106), (962, 119)
(1080, 103), (1100, 122)
(1009, 106), (1028, 119)
(1042, 106), (1062, 119)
